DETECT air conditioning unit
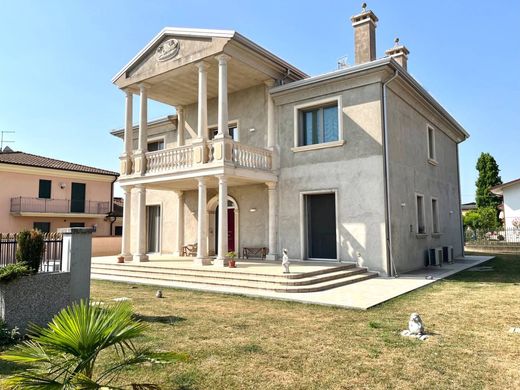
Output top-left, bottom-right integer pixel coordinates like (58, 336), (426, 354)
(443, 246), (454, 264)
(428, 247), (444, 266)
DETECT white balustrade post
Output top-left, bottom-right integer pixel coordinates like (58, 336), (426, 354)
(195, 177), (211, 265)
(133, 185), (149, 262)
(214, 175), (229, 267)
(215, 54), (231, 139)
(266, 181), (279, 260)
(121, 186), (133, 261)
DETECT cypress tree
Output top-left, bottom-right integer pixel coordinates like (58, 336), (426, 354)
(475, 152), (502, 208)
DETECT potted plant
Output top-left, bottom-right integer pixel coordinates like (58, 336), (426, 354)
(227, 251), (237, 268)
(117, 255), (125, 264)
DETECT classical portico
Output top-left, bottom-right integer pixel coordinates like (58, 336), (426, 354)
(114, 28), (305, 265)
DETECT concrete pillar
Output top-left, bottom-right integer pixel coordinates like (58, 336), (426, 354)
(195, 177), (211, 265)
(121, 186), (133, 261)
(138, 83), (149, 152)
(176, 106), (185, 147)
(124, 90), (134, 155)
(214, 175), (228, 267)
(265, 80), (276, 148)
(266, 182), (279, 260)
(174, 190), (184, 256)
(215, 54), (230, 139)
(59, 227), (94, 303)
(133, 185), (149, 262)
(196, 62), (209, 140)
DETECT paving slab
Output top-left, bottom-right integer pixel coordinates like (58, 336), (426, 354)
(91, 255), (493, 310)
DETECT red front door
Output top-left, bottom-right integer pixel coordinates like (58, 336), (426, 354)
(227, 209), (235, 251)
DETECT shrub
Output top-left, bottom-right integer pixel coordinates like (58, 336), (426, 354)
(0, 263), (31, 283)
(15, 230), (45, 272)
(0, 320), (20, 347)
(463, 207), (500, 231)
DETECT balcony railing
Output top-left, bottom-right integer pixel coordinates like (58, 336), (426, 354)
(10, 197), (110, 215)
(141, 138), (272, 175)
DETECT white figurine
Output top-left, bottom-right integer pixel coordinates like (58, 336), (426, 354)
(408, 312), (425, 335)
(282, 248), (290, 273)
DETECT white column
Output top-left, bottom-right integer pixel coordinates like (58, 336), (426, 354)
(174, 190), (184, 256)
(124, 90), (134, 156)
(265, 80), (276, 148)
(195, 177), (210, 265)
(121, 186), (133, 261)
(196, 62), (209, 140)
(138, 83), (149, 153)
(133, 185), (149, 262)
(266, 182), (279, 260)
(214, 175), (228, 267)
(176, 106), (185, 147)
(215, 54), (231, 138)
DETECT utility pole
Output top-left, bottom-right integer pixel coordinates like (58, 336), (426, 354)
(0, 131), (15, 150)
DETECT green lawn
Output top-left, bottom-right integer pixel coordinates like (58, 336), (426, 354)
(2, 253), (520, 389)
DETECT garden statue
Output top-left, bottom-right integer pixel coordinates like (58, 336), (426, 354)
(282, 248), (290, 273)
(156, 290), (163, 298)
(400, 312), (428, 340)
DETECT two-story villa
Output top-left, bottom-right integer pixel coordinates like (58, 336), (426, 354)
(113, 5), (469, 275)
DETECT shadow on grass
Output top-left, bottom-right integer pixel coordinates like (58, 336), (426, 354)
(133, 314), (186, 325)
(0, 360), (33, 376)
(449, 253), (520, 284)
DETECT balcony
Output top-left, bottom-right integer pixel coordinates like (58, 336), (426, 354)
(10, 197), (110, 217)
(121, 138), (275, 184)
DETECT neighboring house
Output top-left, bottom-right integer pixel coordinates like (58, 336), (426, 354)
(491, 178), (520, 230)
(461, 202), (477, 216)
(0, 147), (119, 236)
(111, 5), (469, 275)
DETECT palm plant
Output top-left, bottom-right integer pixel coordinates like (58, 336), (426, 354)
(1, 300), (186, 389)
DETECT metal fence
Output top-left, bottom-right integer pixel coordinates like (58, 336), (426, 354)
(0, 233), (63, 272)
(10, 197), (110, 215)
(464, 227), (520, 246)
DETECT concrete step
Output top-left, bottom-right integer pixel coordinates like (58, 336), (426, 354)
(91, 265), (371, 287)
(91, 261), (357, 280)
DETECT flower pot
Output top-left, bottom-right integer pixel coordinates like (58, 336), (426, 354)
(117, 256), (125, 264)
(228, 259), (236, 268)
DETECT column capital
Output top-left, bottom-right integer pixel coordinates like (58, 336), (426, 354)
(197, 177), (207, 185)
(195, 61), (209, 71)
(216, 174), (228, 183)
(139, 82), (151, 90)
(135, 184), (146, 192)
(121, 185), (134, 194)
(215, 53), (232, 64)
(173, 189), (184, 196)
(176, 105), (184, 113)
(264, 79), (276, 88)
(266, 181), (278, 190)
(123, 88), (134, 97)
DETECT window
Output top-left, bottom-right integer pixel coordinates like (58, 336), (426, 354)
(209, 123), (238, 141)
(114, 226), (123, 236)
(38, 179), (51, 199)
(431, 198), (439, 234)
(416, 194), (425, 234)
(147, 139), (165, 152)
(427, 126), (436, 162)
(70, 222), (85, 228)
(293, 96), (344, 151)
(33, 222), (50, 233)
(302, 105), (338, 146)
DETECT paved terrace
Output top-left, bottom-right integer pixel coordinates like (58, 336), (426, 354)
(92, 255), (493, 310)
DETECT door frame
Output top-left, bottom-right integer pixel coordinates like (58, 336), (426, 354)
(146, 203), (162, 254)
(299, 189), (340, 261)
(207, 195), (239, 257)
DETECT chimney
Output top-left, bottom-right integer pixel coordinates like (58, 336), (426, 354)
(385, 38), (410, 70)
(350, 3), (378, 64)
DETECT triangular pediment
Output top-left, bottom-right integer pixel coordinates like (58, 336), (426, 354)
(113, 28), (235, 88)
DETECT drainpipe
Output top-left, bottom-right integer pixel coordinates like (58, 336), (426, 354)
(382, 69), (399, 277)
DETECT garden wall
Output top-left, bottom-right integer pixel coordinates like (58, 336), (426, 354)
(0, 272), (71, 333)
(92, 236), (122, 257)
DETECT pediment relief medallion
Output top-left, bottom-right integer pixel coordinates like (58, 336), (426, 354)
(155, 38), (180, 62)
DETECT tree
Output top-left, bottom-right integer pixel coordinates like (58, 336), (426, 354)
(1, 300), (187, 389)
(475, 152), (502, 208)
(463, 206), (500, 231)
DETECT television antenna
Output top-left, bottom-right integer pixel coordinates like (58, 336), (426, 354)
(0, 131), (15, 150)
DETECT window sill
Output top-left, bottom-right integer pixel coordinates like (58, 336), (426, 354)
(432, 232), (442, 238)
(427, 158), (438, 166)
(415, 233), (428, 239)
(291, 140), (345, 153)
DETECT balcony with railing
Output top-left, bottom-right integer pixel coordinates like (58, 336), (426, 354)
(137, 138), (273, 177)
(10, 197), (110, 217)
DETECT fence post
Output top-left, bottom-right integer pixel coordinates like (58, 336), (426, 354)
(58, 227), (94, 303)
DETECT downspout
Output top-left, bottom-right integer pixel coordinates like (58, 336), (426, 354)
(382, 69), (399, 277)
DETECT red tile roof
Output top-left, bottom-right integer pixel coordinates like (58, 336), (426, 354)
(0, 150), (119, 177)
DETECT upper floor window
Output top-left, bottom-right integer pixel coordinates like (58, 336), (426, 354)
(427, 126), (437, 164)
(293, 96), (344, 152)
(148, 139), (165, 152)
(209, 123), (239, 141)
(38, 179), (51, 199)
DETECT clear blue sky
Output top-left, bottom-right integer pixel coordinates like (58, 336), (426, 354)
(1, 0), (518, 200)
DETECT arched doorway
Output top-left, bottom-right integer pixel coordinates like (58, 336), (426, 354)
(207, 195), (239, 256)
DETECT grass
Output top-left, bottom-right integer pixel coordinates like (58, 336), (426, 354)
(3, 253), (520, 389)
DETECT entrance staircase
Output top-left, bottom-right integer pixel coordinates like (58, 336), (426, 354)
(91, 261), (378, 293)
